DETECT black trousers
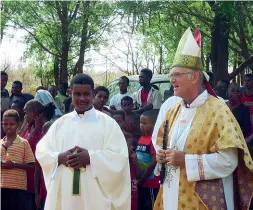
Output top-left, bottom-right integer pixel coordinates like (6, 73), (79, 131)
(138, 186), (159, 210)
(250, 199), (253, 210)
(1, 188), (29, 210)
(27, 192), (37, 210)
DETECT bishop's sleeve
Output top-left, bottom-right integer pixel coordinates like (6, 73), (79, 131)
(185, 148), (238, 181)
(88, 120), (131, 210)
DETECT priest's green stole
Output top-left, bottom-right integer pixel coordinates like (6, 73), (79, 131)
(73, 169), (81, 195)
(72, 167), (86, 195)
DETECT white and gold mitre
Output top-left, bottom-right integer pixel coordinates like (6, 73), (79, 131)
(171, 27), (203, 71)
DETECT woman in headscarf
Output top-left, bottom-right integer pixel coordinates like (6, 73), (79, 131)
(35, 89), (62, 118)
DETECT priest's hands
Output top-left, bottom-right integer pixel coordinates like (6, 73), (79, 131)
(58, 148), (76, 166)
(67, 146), (90, 170)
(156, 149), (186, 168)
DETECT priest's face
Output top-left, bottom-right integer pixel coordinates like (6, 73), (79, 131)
(169, 67), (195, 98)
(71, 84), (94, 112)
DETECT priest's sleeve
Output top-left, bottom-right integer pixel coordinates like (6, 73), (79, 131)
(88, 120), (131, 210)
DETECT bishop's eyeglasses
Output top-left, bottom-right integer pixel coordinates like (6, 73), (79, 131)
(168, 72), (193, 80)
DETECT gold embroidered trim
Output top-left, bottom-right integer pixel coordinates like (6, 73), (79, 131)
(197, 155), (205, 180)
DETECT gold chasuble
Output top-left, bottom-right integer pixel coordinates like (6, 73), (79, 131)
(154, 96), (253, 210)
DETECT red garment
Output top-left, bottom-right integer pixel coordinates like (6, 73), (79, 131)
(22, 125), (43, 193)
(194, 28), (217, 98)
(136, 136), (160, 189)
(194, 29), (201, 47)
(140, 89), (149, 107)
(130, 161), (138, 210)
(241, 92), (253, 134)
(205, 80), (217, 98)
(35, 161), (47, 201)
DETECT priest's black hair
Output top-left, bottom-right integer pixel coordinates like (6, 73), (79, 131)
(70, 74), (94, 89)
(141, 109), (159, 124)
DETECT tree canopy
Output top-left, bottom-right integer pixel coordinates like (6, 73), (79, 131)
(1, 1), (253, 86)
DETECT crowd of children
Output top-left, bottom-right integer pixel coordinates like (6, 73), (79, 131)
(1, 71), (63, 210)
(111, 97), (161, 210)
(1, 70), (162, 210)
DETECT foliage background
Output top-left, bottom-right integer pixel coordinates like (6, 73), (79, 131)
(1, 1), (253, 90)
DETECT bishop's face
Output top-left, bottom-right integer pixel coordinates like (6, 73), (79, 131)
(169, 67), (194, 99)
(71, 84), (94, 112)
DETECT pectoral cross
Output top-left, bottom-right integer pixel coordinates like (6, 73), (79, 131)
(165, 144), (178, 188)
(72, 149), (86, 196)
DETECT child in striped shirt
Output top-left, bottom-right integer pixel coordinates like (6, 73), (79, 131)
(1, 109), (35, 210)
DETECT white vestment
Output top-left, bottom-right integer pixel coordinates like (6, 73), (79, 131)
(36, 108), (131, 210)
(152, 91), (238, 210)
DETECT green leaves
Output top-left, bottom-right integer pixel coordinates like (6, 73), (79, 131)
(3, 1), (253, 83)
(3, 1), (115, 83)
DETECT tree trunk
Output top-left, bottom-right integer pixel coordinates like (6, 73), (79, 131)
(74, 1), (90, 75)
(205, 55), (210, 72)
(216, 16), (229, 83)
(159, 44), (163, 74)
(53, 56), (60, 86)
(210, 12), (229, 86)
(232, 59), (237, 83)
(210, 17), (218, 83)
(58, 1), (69, 84)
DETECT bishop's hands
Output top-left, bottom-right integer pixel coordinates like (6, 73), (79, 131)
(156, 149), (186, 168)
(58, 146), (90, 170)
(156, 149), (167, 164)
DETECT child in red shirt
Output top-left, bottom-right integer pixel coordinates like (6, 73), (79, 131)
(136, 109), (160, 210)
